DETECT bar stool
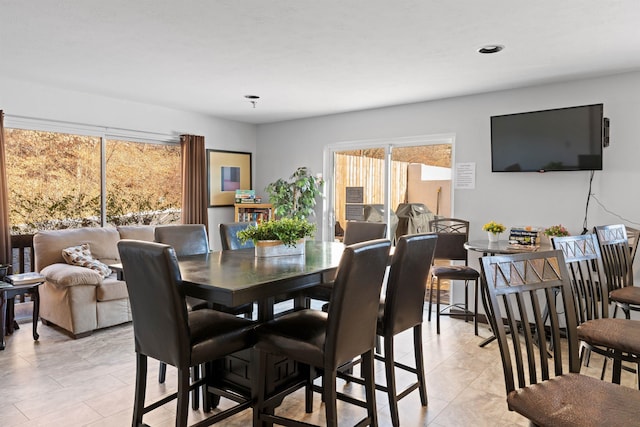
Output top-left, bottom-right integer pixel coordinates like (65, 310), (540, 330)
(428, 218), (479, 335)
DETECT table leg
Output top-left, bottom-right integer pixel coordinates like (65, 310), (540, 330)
(1, 292), (6, 350)
(257, 297), (276, 323)
(476, 251), (498, 348)
(32, 287), (40, 341)
(6, 297), (17, 334)
(478, 268), (497, 347)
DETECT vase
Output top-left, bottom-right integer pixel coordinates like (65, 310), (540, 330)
(488, 232), (500, 243)
(255, 239), (305, 257)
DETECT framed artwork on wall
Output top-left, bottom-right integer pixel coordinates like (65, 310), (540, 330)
(207, 149), (252, 207)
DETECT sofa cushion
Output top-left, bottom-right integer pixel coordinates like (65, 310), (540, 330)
(96, 276), (129, 301)
(62, 243), (112, 278)
(117, 225), (155, 241)
(41, 263), (103, 288)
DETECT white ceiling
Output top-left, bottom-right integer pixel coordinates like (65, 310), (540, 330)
(2, 1), (640, 124)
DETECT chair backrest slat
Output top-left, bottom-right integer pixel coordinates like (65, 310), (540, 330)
(627, 226), (640, 265)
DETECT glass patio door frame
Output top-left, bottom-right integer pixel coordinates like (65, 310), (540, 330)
(322, 133), (456, 242)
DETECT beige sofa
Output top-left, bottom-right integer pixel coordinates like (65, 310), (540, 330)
(33, 226), (155, 338)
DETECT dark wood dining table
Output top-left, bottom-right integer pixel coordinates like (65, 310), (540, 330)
(170, 240), (346, 414)
(178, 240), (345, 322)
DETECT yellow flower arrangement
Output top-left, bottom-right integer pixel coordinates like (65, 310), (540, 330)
(483, 221), (506, 234)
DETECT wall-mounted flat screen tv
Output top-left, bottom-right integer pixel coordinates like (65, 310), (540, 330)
(490, 103), (604, 172)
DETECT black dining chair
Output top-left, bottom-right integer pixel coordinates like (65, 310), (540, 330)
(304, 221), (387, 305)
(480, 249), (640, 426)
(254, 239), (391, 427)
(338, 233), (438, 427)
(428, 217), (479, 335)
(553, 233), (640, 387)
(154, 224), (253, 408)
(117, 240), (255, 427)
(627, 226), (640, 265)
(219, 222), (257, 251)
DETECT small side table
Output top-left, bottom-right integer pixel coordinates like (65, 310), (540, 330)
(1, 281), (42, 350)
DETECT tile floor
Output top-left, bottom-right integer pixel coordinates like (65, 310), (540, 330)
(0, 308), (635, 427)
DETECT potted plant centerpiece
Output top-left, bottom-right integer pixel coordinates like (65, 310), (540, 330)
(237, 217), (316, 257)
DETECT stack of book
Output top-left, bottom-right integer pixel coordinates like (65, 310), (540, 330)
(235, 189), (262, 204)
(4, 272), (46, 285)
(508, 227), (541, 248)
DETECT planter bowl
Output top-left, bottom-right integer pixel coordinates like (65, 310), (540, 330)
(255, 239), (305, 258)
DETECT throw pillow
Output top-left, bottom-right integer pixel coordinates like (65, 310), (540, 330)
(62, 243), (112, 278)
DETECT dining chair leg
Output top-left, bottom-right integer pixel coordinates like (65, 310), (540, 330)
(202, 362), (212, 412)
(601, 356), (609, 380)
(305, 365), (315, 413)
(436, 277), (441, 334)
(473, 279), (479, 336)
(158, 362), (167, 383)
(414, 324), (428, 406)
(324, 370), (339, 427)
(464, 280), (469, 323)
(612, 353), (623, 384)
(190, 365), (200, 410)
(427, 276), (434, 322)
(384, 334), (400, 427)
(255, 350), (273, 427)
(177, 368), (190, 427)
(362, 349), (378, 427)
(133, 353), (147, 427)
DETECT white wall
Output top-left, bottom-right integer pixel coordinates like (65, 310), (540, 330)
(256, 71), (640, 247)
(4, 71), (640, 253)
(0, 77), (257, 250)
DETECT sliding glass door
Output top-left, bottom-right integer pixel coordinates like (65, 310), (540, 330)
(324, 135), (453, 242)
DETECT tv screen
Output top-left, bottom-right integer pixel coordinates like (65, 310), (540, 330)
(490, 104), (604, 172)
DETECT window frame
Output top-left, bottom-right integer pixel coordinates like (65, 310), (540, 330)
(5, 115), (180, 229)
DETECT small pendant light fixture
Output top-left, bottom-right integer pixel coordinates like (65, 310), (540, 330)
(478, 44), (504, 54)
(245, 95), (260, 108)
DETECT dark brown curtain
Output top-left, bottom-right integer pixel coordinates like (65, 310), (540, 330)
(0, 111), (12, 265)
(180, 134), (209, 231)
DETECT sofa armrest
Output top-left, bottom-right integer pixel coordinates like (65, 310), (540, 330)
(40, 263), (103, 288)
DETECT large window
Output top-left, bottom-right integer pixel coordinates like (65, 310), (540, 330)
(5, 126), (181, 234)
(105, 139), (181, 227)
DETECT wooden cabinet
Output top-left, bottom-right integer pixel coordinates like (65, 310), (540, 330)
(234, 203), (273, 223)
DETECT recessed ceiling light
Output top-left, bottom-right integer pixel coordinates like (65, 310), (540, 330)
(478, 45), (504, 54)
